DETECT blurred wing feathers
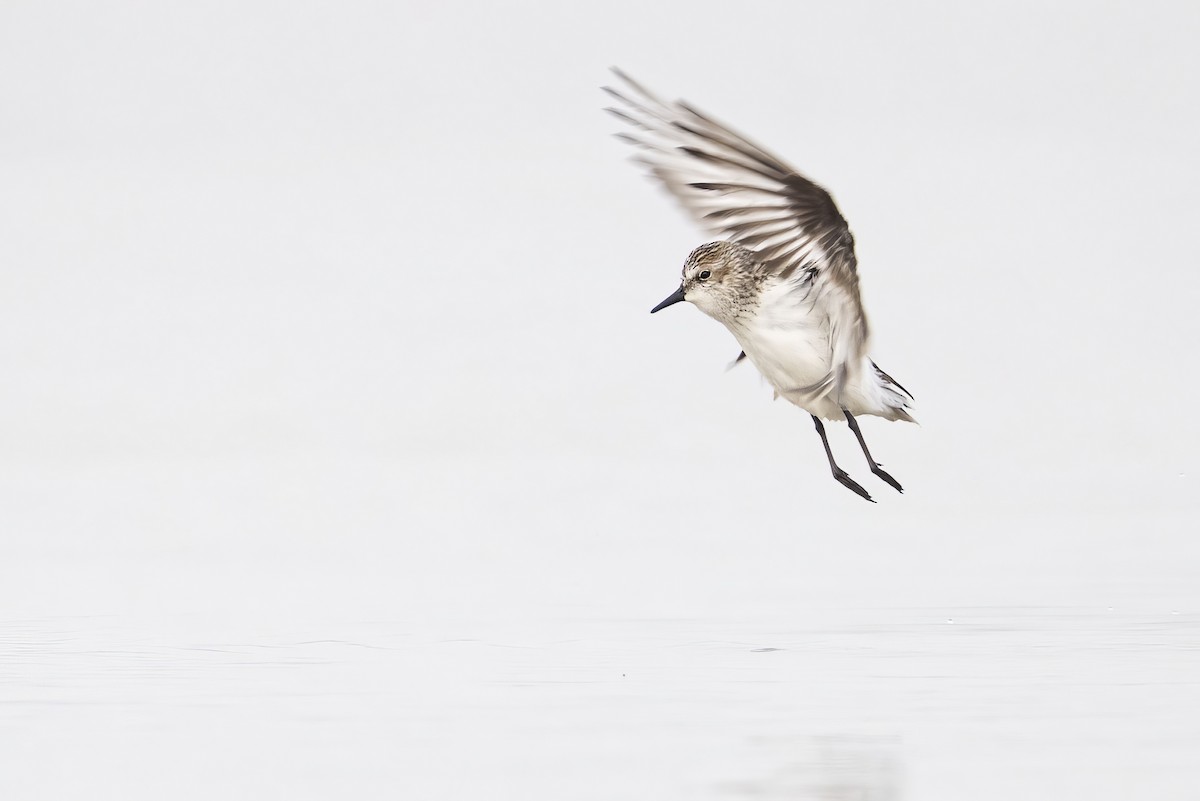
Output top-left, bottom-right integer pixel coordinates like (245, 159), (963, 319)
(605, 69), (871, 382)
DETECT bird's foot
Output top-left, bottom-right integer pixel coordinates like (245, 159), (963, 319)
(871, 464), (904, 494)
(833, 469), (875, 503)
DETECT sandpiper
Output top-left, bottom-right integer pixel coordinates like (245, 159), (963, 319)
(605, 69), (914, 502)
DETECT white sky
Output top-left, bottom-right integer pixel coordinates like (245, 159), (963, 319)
(2, 2), (1199, 799)
(4, 2), (1197, 502)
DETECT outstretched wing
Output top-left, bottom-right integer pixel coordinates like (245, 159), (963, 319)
(604, 69), (871, 389)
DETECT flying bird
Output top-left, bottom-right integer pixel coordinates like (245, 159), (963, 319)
(605, 69), (914, 502)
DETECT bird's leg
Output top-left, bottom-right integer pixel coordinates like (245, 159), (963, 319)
(811, 415), (874, 503)
(842, 410), (903, 493)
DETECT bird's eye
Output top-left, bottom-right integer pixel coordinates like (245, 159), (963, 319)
(698, 270), (711, 281)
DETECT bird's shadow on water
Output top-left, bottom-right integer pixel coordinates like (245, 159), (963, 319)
(716, 734), (902, 801)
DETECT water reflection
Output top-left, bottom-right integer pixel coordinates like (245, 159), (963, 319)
(719, 735), (901, 800)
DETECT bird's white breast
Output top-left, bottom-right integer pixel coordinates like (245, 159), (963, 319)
(727, 279), (832, 405)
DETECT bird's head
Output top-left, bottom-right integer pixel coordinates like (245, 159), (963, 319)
(650, 241), (761, 323)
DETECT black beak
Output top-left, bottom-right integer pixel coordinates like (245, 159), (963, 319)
(650, 286), (686, 314)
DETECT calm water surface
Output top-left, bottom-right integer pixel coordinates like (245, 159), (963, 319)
(4, 603), (1197, 800)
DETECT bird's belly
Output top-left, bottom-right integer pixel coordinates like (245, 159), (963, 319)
(733, 321), (831, 401)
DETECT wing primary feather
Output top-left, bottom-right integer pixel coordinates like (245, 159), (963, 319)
(677, 147), (788, 183)
(703, 205), (794, 220)
(689, 182), (785, 196)
(673, 102), (792, 170)
(603, 106), (654, 131)
(608, 67), (671, 108)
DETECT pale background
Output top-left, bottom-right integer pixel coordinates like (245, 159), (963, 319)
(2, 2), (1199, 799)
